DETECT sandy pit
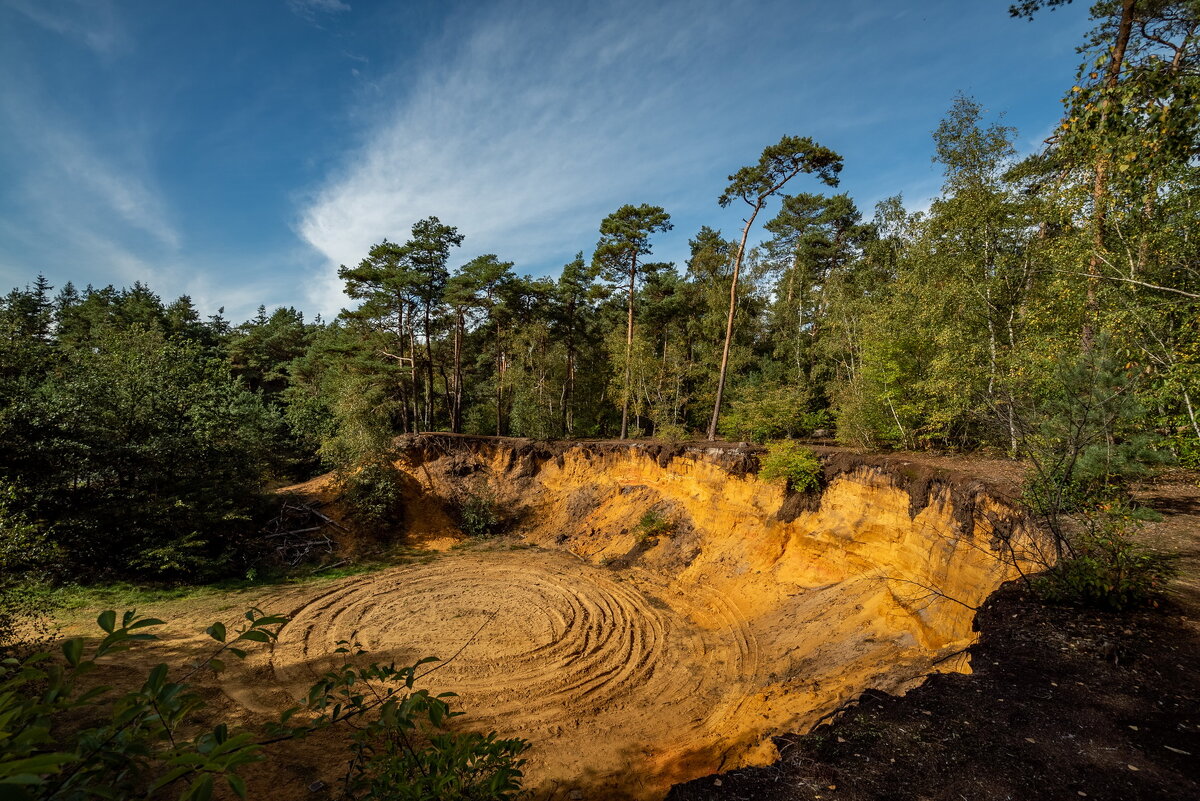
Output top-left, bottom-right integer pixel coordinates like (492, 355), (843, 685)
(66, 439), (1044, 800)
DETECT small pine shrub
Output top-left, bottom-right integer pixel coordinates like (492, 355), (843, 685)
(455, 483), (501, 537)
(719, 385), (819, 444)
(341, 460), (404, 532)
(1036, 505), (1175, 611)
(635, 510), (674, 542)
(758, 440), (823, 493)
(654, 423), (689, 443)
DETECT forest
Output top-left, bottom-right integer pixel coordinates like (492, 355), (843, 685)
(0, 3), (1198, 801)
(1, 1), (1198, 586)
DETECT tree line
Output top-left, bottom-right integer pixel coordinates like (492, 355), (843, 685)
(1, 0), (1197, 583)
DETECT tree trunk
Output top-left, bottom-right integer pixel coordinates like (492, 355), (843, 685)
(395, 304), (410, 434)
(409, 323), (420, 433)
(621, 254), (638, 439)
(707, 204), (761, 440)
(1083, 0), (1137, 350)
(452, 310), (463, 433)
(423, 303), (435, 430)
(564, 312), (576, 436)
(495, 318), (503, 437)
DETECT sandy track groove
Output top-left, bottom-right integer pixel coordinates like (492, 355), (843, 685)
(233, 548), (756, 798)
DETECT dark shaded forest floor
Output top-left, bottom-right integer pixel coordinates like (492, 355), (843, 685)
(666, 468), (1200, 801)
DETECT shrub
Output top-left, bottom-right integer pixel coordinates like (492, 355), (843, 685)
(719, 385), (817, 444)
(0, 611), (530, 801)
(654, 423), (689, 443)
(340, 460), (405, 532)
(635, 510), (674, 542)
(0, 483), (59, 656)
(758, 440), (823, 493)
(1036, 505), (1175, 611)
(306, 646), (530, 801)
(0, 608), (287, 800)
(454, 482), (501, 537)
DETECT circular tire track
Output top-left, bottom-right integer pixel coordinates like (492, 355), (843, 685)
(258, 550), (757, 779)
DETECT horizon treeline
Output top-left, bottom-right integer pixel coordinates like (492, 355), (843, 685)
(2, 0), (1198, 581)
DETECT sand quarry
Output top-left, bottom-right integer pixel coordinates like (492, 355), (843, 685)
(71, 438), (1043, 800)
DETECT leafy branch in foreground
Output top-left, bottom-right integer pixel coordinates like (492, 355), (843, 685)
(0, 608), (286, 801)
(274, 642), (528, 800)
(0, 608), (529, 801)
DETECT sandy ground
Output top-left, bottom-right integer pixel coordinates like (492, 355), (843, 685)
(56, 442), (1041, 800)
(63, 536), (977, 800)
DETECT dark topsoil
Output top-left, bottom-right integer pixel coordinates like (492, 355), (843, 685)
(668, 470), (1200, 801)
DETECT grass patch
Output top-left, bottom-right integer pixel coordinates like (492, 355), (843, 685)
(40, 545), (440, 614)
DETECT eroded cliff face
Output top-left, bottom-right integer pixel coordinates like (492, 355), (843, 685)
(358, 436), (1043, 796)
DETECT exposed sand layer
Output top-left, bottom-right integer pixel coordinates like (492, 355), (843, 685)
(69, 440), (1044, 800)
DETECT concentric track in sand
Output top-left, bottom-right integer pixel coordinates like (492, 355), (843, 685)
(261, 549), (758, 790)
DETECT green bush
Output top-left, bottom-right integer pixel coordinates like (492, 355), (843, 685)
(0, 608), (287, 800)
(719, 385), (820, 444)
(0, 483), (59, 656)
(340, 460), (405, 532)
(758, 440), (823, 493)
(0, 610), (530, 801)
(1036, 505), (1175, 611)
(635, 510), (674, 542)
(654, 423), (689, 443)
(454, 482), (502, 538)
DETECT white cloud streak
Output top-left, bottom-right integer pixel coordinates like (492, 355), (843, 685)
(287, 0), (351, 22)
(0, 73), (182, 294)
(3, 0), (127, 56)
(297, 0), (744, 316)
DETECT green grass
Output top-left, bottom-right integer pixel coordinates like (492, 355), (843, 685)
(39, 546), (442, 612)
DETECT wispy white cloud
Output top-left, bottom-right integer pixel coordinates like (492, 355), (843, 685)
(296, 0), (750, 316)
(287, 0), (351, 22)
(3, 0), (127, 56)
(0, 71), (182, 295)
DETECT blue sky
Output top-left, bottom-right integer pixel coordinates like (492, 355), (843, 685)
(0, 0), (1093, 322)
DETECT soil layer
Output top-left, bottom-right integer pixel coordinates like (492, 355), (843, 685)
(667, 470), (1200, 801)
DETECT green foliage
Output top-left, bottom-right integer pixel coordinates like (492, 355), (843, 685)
(1036, 505), (1175, 611)
(1018, 342), (1163, 519)
(654, 423), (688, 443)
(0, 611), (530, 801)
(720, 383), (823, 443)
(340, 460), (405, 533)
(635, 510), (674, 542)
(0, 608), (286, 800)
(757, 440), (823, 493)
(289, 644), (528, 801)
(453, 482), (502, 538)
(1, 321), (278, 581)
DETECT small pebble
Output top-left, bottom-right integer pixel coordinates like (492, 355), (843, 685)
(713, 779), (722, 787)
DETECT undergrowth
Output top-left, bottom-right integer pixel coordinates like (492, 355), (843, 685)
(758, 440), (823, 493)
(1035, 504), (1175, 611)
(635, 510), (675, 542)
